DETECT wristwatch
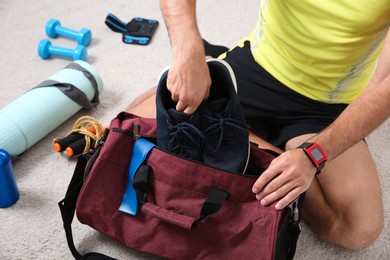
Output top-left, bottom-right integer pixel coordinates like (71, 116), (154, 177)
(297, 142), (328, 175)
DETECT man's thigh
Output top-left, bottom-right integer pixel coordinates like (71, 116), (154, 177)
(125, 87), (157, 118)
(286, 134), (383, 247)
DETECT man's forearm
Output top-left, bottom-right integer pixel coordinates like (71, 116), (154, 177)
(311, 77), (390, 161)
(160, 0), (204, 60)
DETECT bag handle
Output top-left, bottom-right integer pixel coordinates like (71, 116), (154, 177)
(136, 169), (229, 230)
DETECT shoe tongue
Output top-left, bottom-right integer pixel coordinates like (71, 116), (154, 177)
(207, 98), (228, 114)
(168, 108), (191, 122)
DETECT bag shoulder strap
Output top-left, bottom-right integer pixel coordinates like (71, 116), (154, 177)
(58, 155), (117, 260)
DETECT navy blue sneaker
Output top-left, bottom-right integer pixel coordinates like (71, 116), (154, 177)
(200, 59), (250, 173)
(156, 69), (204, 162)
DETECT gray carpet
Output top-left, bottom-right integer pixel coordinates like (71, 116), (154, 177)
(0, 0), (389, 259)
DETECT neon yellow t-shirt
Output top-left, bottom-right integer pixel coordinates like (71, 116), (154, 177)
(235, 1), (390, 104)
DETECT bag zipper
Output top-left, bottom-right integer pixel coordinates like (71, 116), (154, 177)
(132, 122), (259, 179)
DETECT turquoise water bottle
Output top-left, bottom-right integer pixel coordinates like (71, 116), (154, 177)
(0, 149), (20, 208)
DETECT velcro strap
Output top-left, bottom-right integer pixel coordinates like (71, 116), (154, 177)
(33, 62), (100, 110)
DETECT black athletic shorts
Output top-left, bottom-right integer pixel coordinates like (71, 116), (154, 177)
(223, 41), (348, 148)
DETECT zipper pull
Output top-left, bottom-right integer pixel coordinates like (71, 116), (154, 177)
(99, 128), (110, 145)
(91, 128), (109, 152)
(288, 197), (300, 225)
(133, 124), (141, 140)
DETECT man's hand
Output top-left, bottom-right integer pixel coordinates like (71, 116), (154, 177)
(167, 54), (211, 114)
(252, 149), (317, 209)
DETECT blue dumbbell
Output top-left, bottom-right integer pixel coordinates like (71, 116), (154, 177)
(46, 19), (92, 46)
(38, 39), (87, 61)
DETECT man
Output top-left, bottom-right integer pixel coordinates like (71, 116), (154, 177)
(127, 0), (389, 249)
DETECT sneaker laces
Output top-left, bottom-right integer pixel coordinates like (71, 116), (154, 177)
(202, 113), (248, 154)
(167, 120), (205, 157)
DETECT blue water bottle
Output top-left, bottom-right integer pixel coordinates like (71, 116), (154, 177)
(0, 149), (20, 208)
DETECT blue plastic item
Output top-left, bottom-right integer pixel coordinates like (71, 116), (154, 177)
(119, 138), (155, 216)
(0, 149), (19, 208)
(0, 60), (103, 156)
(46, 18), (92, 46)
(123, 35), (149, 45)
(38, 39), (87, 61)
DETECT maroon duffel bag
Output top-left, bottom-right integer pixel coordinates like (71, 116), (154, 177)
(59, 112), (302, 260)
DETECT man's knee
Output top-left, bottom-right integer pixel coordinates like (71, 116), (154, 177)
(317, 209), (384, 249)
(345, 217), (384, 249)
(302, 177), (383, 249)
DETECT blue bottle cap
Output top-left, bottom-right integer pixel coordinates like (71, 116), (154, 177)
(0, 148), (10, 166)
